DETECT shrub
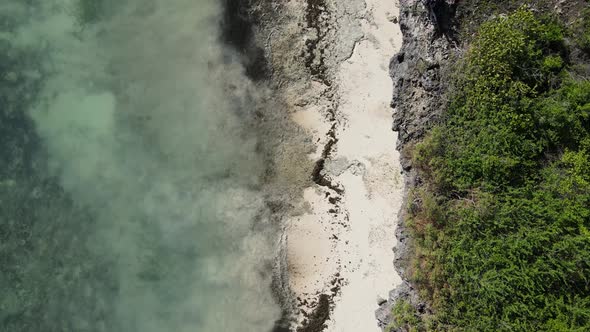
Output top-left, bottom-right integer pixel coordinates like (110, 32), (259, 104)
(576, 8), (590, 53)
(407, 8), (590, 331)
(389, 300), (424, 332)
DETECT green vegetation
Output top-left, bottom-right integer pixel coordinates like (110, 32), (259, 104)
(455, 0), (557, 41)
(404, 8), (590, 331)
(576, 7), (590, 53)
(389, 300), (427, 332)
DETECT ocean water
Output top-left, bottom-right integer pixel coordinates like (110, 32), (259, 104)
(0, 0), (279, 331)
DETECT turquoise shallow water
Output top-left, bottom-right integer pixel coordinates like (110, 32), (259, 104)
(0, 1), (279, 331)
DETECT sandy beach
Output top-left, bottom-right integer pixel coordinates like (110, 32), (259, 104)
(277, 0), (405, 330)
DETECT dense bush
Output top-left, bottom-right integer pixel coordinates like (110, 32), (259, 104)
(576, 7), (590, 53)
(404, 8), (590, 331)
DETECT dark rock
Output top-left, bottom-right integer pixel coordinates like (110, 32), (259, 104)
(391, 0), (455, 153)
(222, 0), (270, 80)
(378, 0), (456, 330)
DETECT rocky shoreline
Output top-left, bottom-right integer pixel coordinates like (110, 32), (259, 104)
(227, 0), (458, 330)
(376, 0), (456, 329)
(241, 1), (406, 331)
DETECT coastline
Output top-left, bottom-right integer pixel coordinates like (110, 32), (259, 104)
(249, 0), (407, 330)
(376, 0), (454, 328)
(239, 0), (455, 330)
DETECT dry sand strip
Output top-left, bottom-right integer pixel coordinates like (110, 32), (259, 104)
(283, 0), (405, 331)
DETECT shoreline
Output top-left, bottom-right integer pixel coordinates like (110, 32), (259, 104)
(253, 0), (406, 330)
(377, 0), (454, 327)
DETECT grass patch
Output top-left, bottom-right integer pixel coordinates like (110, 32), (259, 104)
(388, 300), (424, 332)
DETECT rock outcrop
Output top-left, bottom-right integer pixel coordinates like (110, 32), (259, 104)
(391, 0), (455, 159)
(377, 0), (457, 329)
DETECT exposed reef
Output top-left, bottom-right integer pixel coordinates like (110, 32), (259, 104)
(222, 0), (270, 80)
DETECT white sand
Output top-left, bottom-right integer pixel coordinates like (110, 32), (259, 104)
(286, 0), (405, 330)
